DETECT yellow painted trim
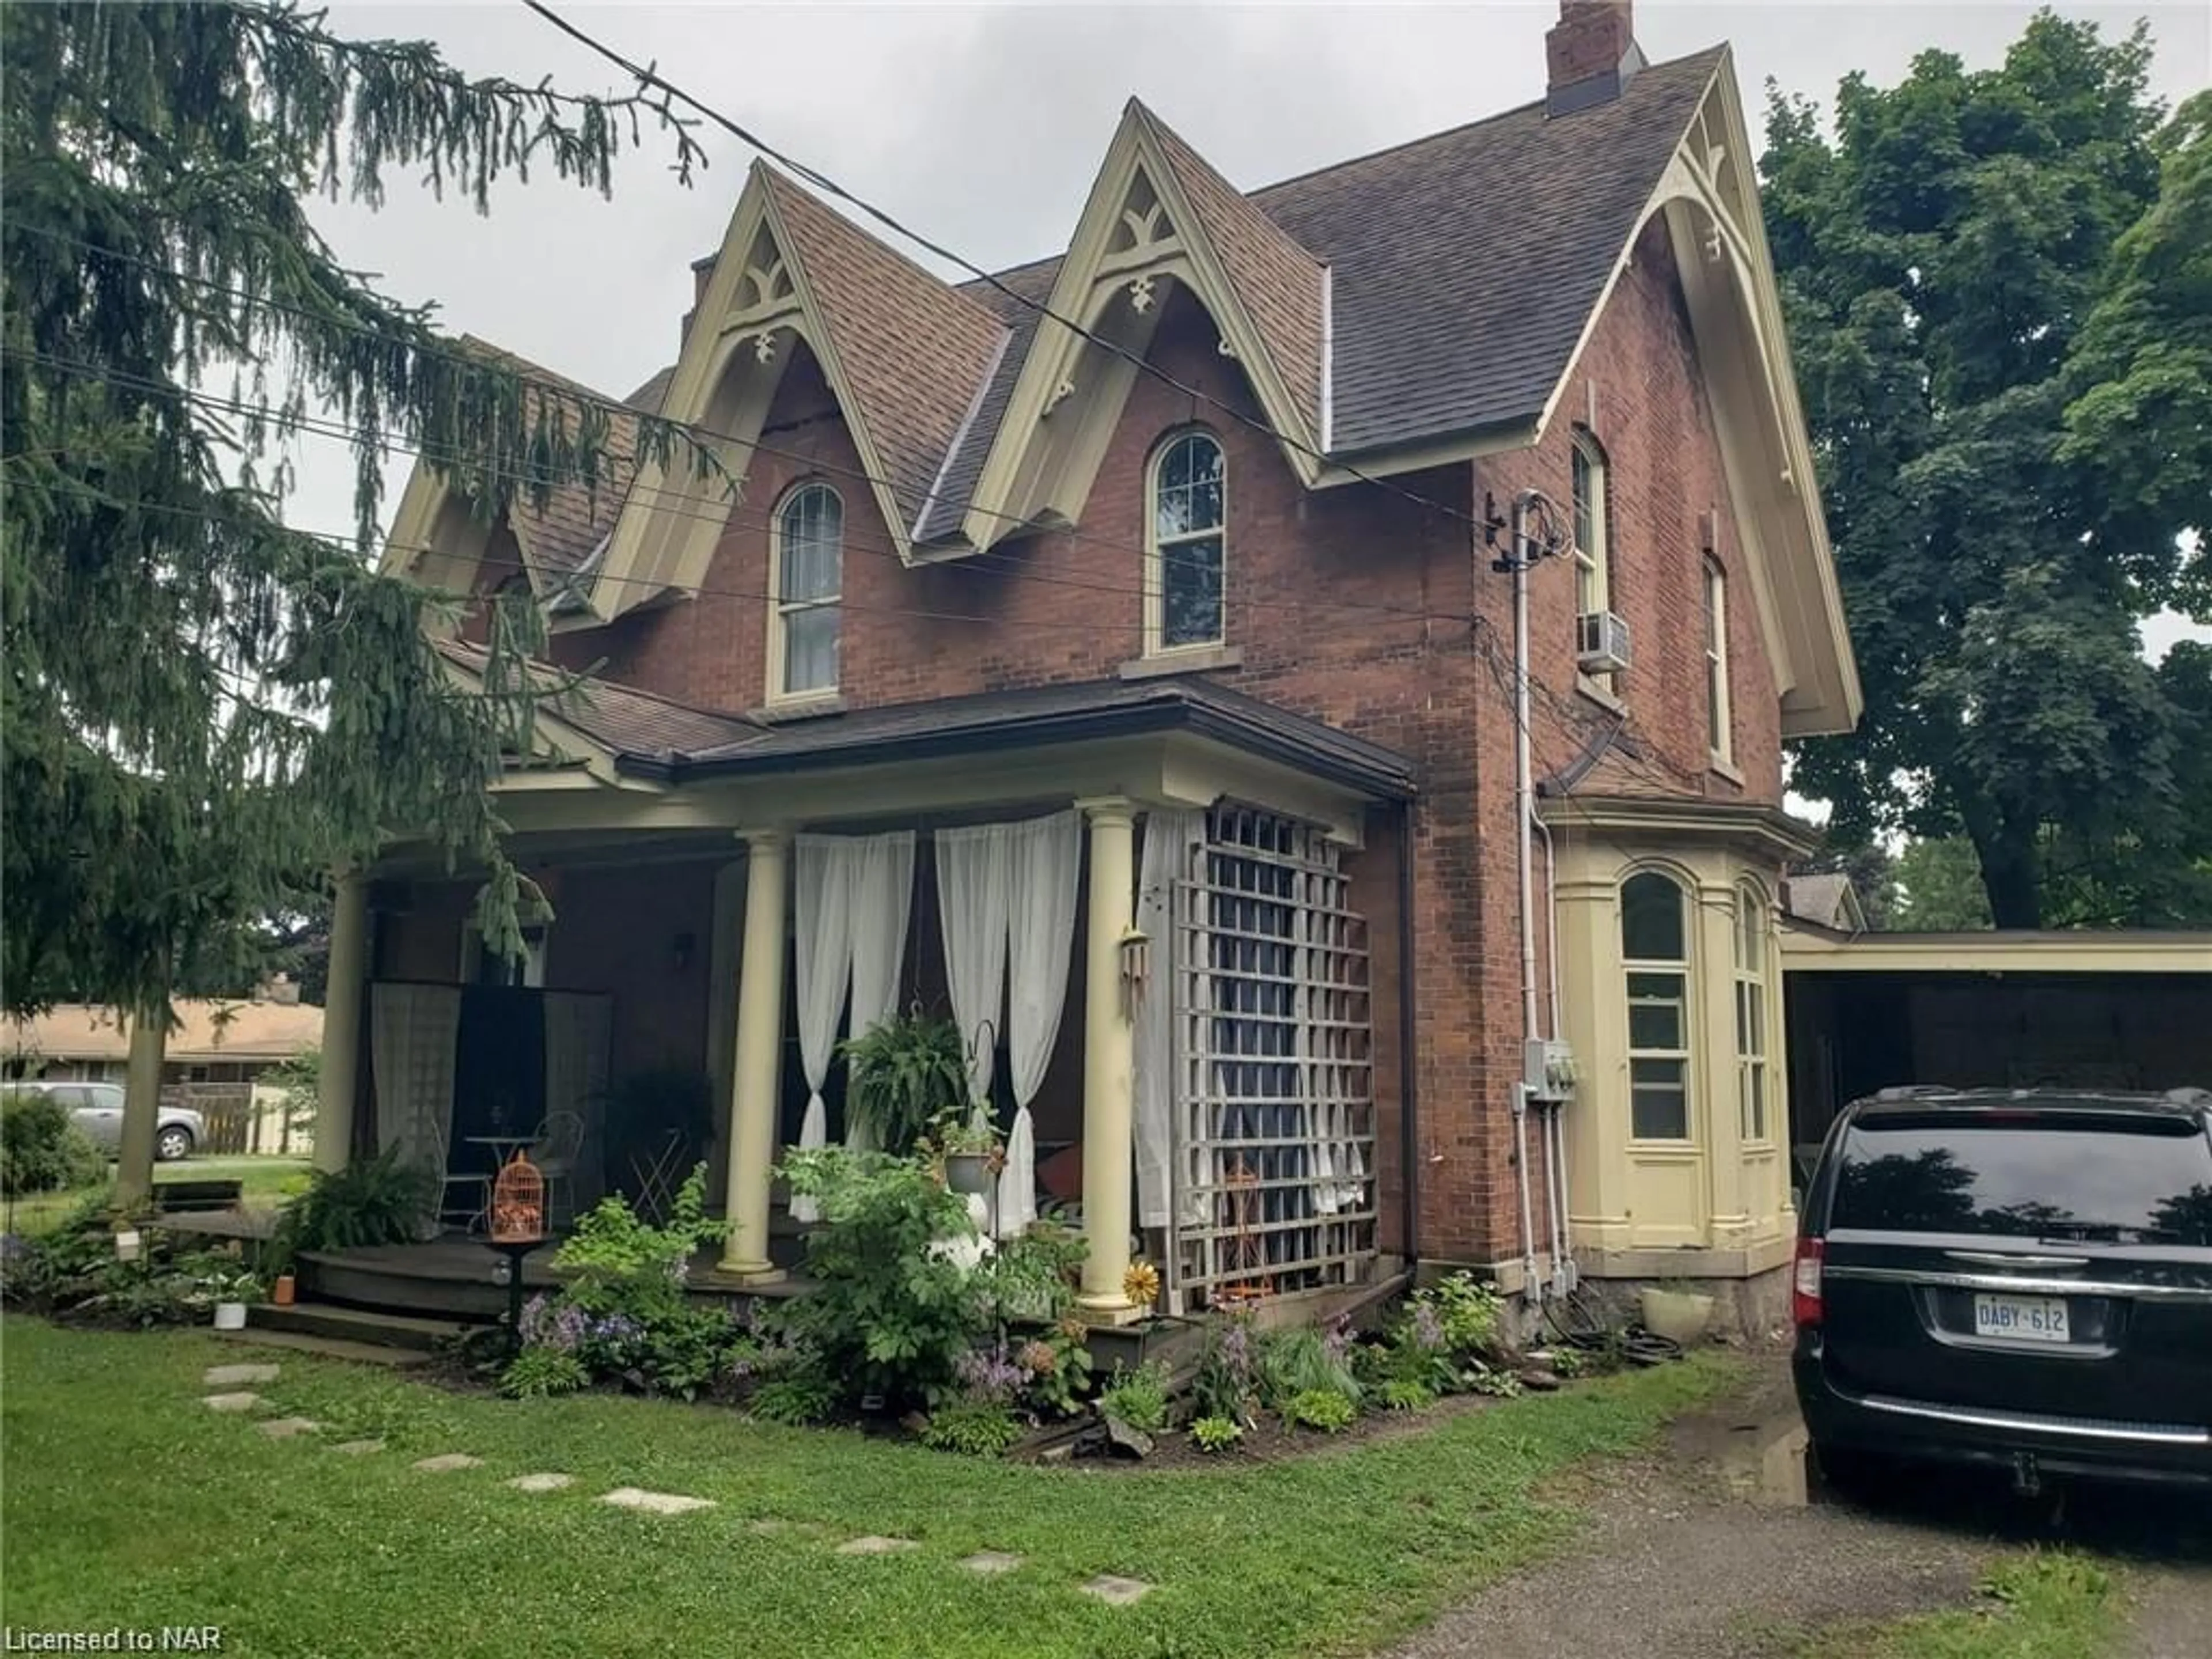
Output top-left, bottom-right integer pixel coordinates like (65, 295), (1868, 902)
(763, 480), (846, 706)
(1142, 429), (1227, 657)
(1530, 50), (1859, 740)
(957, 110), (1323, 553)
(1779, 926), (2212, 976)
(1157, 734), (1369, 847)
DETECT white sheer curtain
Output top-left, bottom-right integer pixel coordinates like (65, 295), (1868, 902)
(1134, 809), (1202, 1232)
(844, 832), (916, 1152)
(370, 983), (461, 1230)
(933, 824), (1009, 1119)
(791, 836), (856, 1223)
(1000, 811), (1080, 1237)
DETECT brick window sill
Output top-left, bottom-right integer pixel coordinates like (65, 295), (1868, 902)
(1119, 645), (1243, 681)
(1709, 756), (1745, 789)
(748, 692), (846, 724)
(1574, 674), (1624, 716)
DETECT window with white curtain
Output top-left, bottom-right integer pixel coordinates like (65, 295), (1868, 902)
(771, 482), (842, 699)
(1621, 871), (1690, 1142)
(1146, 431), (1226, 653)
(1734, 882), (1771, 1142)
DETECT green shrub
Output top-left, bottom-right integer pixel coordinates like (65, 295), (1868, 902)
(1097, 1359), (1171, 1434)
(1415, 1272), (1508, 1363)
(775, 1147), (990, 1410)
(269, 1146), (436, 1271)
(1283, 1388), (1358, 1433)
(500, 1347), (589, 1398)
(1466, 1362), (1523, 1398)
(1379, 1379), (1435, 1412)
(82, 1249), (262, 1328)
(1012, 1328), (1093, 1416)
(554, 1163), (726, 1327)
(1256, 1324), (1361, 1410)
(919, 1397), (1024, 1457)
(1, 1092), (107, 1197)
(1188, 1413), (1244, 1453)
(749, 1373), (840, 1426)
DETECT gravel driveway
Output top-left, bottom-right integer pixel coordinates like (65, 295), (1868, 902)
(1385, 1354), (2212, 1659)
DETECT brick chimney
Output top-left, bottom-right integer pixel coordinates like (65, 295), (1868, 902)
(1546, 0), (1644, 118)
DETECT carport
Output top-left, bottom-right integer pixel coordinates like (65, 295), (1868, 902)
(1780, 926), (2212, 1177)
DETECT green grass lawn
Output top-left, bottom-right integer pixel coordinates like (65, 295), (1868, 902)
(1766, 1554), (2118, 1659)
(1, 1317), (1733, 1659)
(2, 1157), (312, 1237)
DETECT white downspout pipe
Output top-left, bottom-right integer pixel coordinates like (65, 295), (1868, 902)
(1510, 492), (1544, 1305)
(1533, 813), (1575, 1297)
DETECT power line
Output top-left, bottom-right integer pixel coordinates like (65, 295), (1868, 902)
(5, 341), (1475, 637)
(7, 230), (1480, 631)
(517, 0), (1501, 538)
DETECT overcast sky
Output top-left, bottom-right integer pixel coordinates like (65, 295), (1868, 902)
(291, 0), (2210, 657)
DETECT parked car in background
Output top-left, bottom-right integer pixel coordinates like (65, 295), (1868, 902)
(1793, 1085), (2212, 1493)
(0, 1080), (203, 1161)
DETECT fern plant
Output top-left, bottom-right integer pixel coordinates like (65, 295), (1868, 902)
(838, 1009), (971, 1154)
(268, 1146), (437, 1271)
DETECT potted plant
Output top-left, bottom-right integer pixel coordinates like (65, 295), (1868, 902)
(927, 1113), (1005, 1197)
(839, 1007), (970, 1156)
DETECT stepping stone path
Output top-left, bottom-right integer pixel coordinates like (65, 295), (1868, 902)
(331, 1440), (385, 1456)
(202, 1392), (263, 1413)
(836, 1536), (918, 1556)
(1081, 1575), (1155, 1607)
(958, 1551), (1023, 1576)
(411, 1453), (484, 1474)
(601, 1487), (715, 1516)
(257, 1417), (321, 1439)
(204, 1363), (281, 1388)
(507, 1473), (575, 1493)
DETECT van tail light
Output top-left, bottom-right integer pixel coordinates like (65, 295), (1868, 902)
(1792, 1237), (1825, 1328)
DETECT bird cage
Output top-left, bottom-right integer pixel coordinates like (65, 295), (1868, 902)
(490, 1150), (546, 1242)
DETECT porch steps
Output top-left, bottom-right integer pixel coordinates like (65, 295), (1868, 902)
(216, 1324), (438, 1369)
(248, 1299), (480, 1354)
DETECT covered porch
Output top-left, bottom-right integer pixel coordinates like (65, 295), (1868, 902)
(317, 675), (1415, 1323)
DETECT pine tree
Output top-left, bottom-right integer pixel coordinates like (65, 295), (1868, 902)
(2, 3), (718, 1016)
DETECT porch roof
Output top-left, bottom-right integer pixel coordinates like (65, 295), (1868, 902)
(491, 658), (1418, 801)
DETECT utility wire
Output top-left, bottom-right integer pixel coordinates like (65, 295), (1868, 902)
(7, 230), (1478, 630)
(518, 0), (1502, 537)
(6, 343), (1469, 635)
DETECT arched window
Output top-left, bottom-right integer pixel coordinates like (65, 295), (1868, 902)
(1570, 430), (1611, 635)
(1734, 882), (1770, 1142)
(1146, 431), (1225, 654)
(1620, 871), (1690, 1141)
(771, 483), (842, 699)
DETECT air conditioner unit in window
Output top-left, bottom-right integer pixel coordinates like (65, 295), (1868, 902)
(1576, 610), (1631, 675)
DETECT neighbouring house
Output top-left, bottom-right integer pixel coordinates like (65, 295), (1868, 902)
(332, 0), (1859, 1331)
(2, 980), (321, 1086)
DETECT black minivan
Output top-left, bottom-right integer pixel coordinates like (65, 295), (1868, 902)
(1793, 1086), (2212, 1492)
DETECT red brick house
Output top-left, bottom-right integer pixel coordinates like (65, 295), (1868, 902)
(324, 1), (1859, 1329)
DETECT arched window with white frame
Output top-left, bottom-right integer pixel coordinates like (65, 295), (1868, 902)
(1571, 430), (1611, 629)
(770, 482), (843, 700)
(1620, 870), (1690, 1142)
(1146, 430), (1225, 654)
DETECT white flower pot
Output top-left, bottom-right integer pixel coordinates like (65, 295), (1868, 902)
(213, 1301), (248, 1332)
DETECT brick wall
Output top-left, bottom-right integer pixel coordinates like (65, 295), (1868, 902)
(450, 229), (1789, 1270)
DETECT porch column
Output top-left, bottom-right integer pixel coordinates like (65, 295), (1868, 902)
(1075, 797), (1140, 1321)
(315, 868), (370, 1175)
(718, 827), (790, 1281)
(114, 1000), (166, 1209)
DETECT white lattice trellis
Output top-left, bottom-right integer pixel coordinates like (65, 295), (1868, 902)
(1169, 804), (1376, 1308)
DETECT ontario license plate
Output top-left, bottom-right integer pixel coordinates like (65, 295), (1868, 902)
(1973, 1293), (2071, 1343)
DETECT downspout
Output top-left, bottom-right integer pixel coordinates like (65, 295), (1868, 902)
(1509, 491), (1544, 1304)
(1396, 801), (1421, 1271)
(1533, 812), (1575, 1297)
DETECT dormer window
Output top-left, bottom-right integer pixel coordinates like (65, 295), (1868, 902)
(1146, 431), (1225, 654)
(770, 482), (842, 700)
